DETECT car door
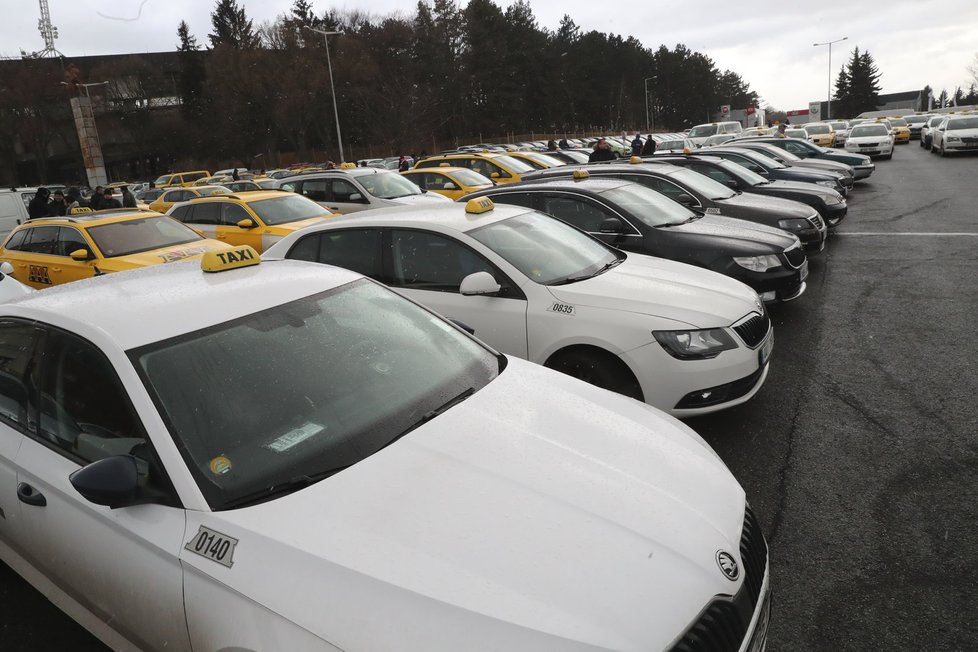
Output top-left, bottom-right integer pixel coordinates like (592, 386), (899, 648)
(14, 326), (190, 651)
(179, 202), (220, 240)
(537, 193), (645, 252)
(387, 229), (529, 357)
(217, 202), (265, 251)
(4, 225), (59, 289)
(45, 226), (100, 285)
(327, 178), (371, 214)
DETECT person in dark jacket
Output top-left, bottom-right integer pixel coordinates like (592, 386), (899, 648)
(558, 138), (569, 149)
(100, 188), (122, 209)
(641, 135), (657, 156)
(47, 190), (69, 216)
(630, 133), (643, 155)
(28, 187), (51, 219)
(547, 139), (557, 151)
(588, 138), (616, 163)
(120, 184), (137, 208)
(90, 186), (104, 211)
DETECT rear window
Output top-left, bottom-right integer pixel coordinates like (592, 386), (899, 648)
(689, 125), (718, 138)
(182, 172), (209, 183)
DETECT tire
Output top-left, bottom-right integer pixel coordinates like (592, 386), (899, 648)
(545, 347), (644, 402)
(940, 143), (946, 157)
(882, 153), (892, 160)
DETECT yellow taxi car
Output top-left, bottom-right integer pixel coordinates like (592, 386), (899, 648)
(505, 151), (567, 169)
(399, 166), (493, 201)
(802, 122), (836, 147)
(413, 152), (535, 184)
(148, 185), (230, 213)
(153, 170), (211, 188)
(0, 208), (231, 289)
(885, 117), (912, 144)
(165, 190), (338, 253)
(193, 175), (232, 186)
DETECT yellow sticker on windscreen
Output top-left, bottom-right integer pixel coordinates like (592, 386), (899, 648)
(209, 456), (232, 475)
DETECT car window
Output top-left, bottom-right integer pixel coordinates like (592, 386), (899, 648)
(287, 229), (383, 278)
(222, 203), (252, 226)
(784, 141), (811, 155)
(163, 190), (183, 203)
(3, 228), (28, 251)
(541, 195), (616, 232)
(490, 191), (536, 209)
(330, 179), (365, 203)
(689, 163), (735, 185)
(56, 227), (92, 257)
(358, 172), (421, 199)
(298, 179), (328, 202)
(0, 320), (40, 430)
(21, 226), (59, 255)
(189, 202), (221, 226)
(621, 175), (697, 206)
(390, 229), (499, 293)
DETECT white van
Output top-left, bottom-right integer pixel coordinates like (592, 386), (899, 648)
(688, 121), (744, 147)
(0, 188), (35, 237)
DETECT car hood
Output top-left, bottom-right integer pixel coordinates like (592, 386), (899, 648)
(847, 135), (890, 144)
(759, 180), (840, 201)
(671, 213), (799, 251)
(547, 253), (760, 328)
(716, 191), (817, 220)
(0, 274), (35, 301)
(390, 191), (452, 205)
(98, 239), (231, 270)
(187, 358), (748, 651)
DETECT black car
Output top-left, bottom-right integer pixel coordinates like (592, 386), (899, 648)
(697, 146), (851, 196)
(735, 137), (875, 180)
(723, 142), (856, 188)
(519, 162), (827, 254)
(464, 176), (809, 302)
(652, 155), (848, 227)
(536, 150), (591, 164)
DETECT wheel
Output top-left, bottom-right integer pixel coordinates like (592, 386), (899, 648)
(545, 348), (644, 402)
(882, 153), (892, 160)
(940, 143), (946, 157)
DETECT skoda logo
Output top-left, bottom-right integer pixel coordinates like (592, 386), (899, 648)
(716, 550), (739, 581)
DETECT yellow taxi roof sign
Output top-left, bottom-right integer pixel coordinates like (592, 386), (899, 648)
(201, 246), (260, 273)
(439, 162), (451, 167)
(571, 170), (590, 180)
(682, 147), (692, 154)
(465, 197), (495, 214)
(628, 156), (642, 164)
(339, 162), (356, 169)
(69, 207), (94, 214)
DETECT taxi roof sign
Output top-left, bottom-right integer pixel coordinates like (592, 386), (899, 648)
(628, 156), (642, 164)
(465, 197), (495, 214)
(339, 162), (356, 169)
(571, 170), (590, 180)
(201, 245), (260, 273)
(69, 207), (94, 214)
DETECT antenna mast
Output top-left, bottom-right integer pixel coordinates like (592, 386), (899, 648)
(35, 0), (62, 58)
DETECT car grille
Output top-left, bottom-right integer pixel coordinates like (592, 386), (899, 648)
(808, 213), (825, 231)
(668, 507), (769, 652)
(783, 246), (805, 269)
(963, 137), (978, 144)
(733, 311), (770, 348)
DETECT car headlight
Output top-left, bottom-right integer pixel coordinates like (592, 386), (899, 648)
(732, 254), (782, 272)
(778, 218), (811, 232)
(653, 329), (737, 360)
(815, 180), (836, 187)
(947, 136), (960, 142)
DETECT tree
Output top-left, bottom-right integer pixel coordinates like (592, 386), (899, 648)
(833, 48), (881, 117)
(921, 84), (932, 110)
(953, 86), (965, 107)
(937, 88), (948, 109)
(176, 21), (207, 120)
(968, 53), (978, 88)
(209, 0), (261, 49)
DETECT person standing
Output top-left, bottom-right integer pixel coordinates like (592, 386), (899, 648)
(398, 156), (410, 172)
(231, 168), (241, 181)
(100, 188), (122, 209)
(47, 190), (69, 216)
(588, 138), (616, 163)
(641, 135), (657, 156)
(558, 137), (569, 149)
(547, 139), (557, 151)
(631, 133), (643, 156)
(120, 184), (137, 208)
(776, 123), (787, 138)
(28, 187), (51, 219)
(90, 186), (104, 210)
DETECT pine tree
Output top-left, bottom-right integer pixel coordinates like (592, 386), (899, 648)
(937, 89), (949, 108)
(176, 21), (206, 119)
(834, 48), (881, 117)
(209, 0), (261, 49)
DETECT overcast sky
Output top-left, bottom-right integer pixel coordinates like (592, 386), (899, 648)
(5, 0), (977, 110)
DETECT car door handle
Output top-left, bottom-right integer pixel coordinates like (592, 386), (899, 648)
(52, 267), (62, 272)
(17, 482), (46, 507)
(327, 206), (340, 211)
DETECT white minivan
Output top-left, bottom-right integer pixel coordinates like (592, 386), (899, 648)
(0, 188), (35, 237)
(688, 121), (744, 147)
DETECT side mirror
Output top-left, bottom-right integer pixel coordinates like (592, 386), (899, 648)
(599, 216), (625, 233)
(724, 179), (738, 189)
(0, 262), (14, 275)
(236, 218), (256, 229)
(69, 248), (92, 261)
(676, 193), (696, 206)
(490, 172), (500, 179)
(459, 271), (501, 296)
(443, 182), (458, 190)
(349, 193), (364, 202)
(69, 455), (140, 508)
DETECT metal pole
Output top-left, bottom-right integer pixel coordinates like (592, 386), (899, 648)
(644, 77), (654, 132)
(814, 37), (846, 120)
(306, 27), (345, 163)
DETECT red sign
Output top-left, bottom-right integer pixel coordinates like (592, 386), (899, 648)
(746, 105), (756, 115)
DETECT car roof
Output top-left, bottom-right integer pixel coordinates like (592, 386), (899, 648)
(17, 208), (162, 226)
(506, 176), (630, 192)
(188, 190), (286, 203)
(1, 258), (361, 351)
(401, 166), (468, 175)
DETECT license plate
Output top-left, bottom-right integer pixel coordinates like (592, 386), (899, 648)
(864, 150), (880, 155)
(759, 333), (774, 367)
(799, 259), (809, 282)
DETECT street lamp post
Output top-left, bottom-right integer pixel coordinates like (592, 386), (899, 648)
(644, 77), (655, 132)
(813, 36), (847, 120)
(304, 26), (346, 163)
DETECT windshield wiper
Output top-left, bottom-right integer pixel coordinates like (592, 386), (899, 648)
(549, 256), (624, 285)
(220, 465), (354, 510)
(380, 387), (476, 451)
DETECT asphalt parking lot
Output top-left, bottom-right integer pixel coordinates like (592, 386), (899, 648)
(2, 143), (976, 651)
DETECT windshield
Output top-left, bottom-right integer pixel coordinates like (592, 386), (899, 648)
(561, 151), (590, 163)
(658, 140), (687, 149)
(888, 118), (908, 127)
(154, 175), (172, 185)
(738, 150), (785, 169)
(449, 168), (493, 186)
(828, 122), (848, 130)
(766, 146), (801, 162)
(850, 125), (889, 137)
(358, 171), (423, 199)
(600, 184), (695, 227)
(469, 211), (620, 285)
(87, 216), (203, 257)
(248, 195), (329, 225)
(132, 279), (500, 510)
(927, 116), (945, 127)
(670, 167), (735, 200)
(805, 124), (831, 134)
(689, 125), (718, 137)
(904, 115), (930, 124)
(490, 155), (535, 174)
(947, 118), (978, 130)
(523, 152), (566, 168)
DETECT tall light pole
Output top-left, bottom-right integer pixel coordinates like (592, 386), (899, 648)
(813, 36), (847, 120)
(304, 26), (346, 163)
(644, 77), (655, 132)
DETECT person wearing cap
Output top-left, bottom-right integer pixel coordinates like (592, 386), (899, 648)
(48, 190), (69, 216)
(630, 132), (643, 156)
(588, 138), (616, 163)
(100, 188), (122, 209)
(120, 184), (137, 208)
(90, 185), (105, 210)
(28, 187), (51, 219)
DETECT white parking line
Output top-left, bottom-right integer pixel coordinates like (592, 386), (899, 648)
(837, 232), (978, 236)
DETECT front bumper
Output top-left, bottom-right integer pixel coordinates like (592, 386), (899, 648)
(852, 163), (874, 180)
(823, 201), (847, 226)
(945, 140), (978, 152)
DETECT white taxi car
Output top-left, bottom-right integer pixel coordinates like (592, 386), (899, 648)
(278, 166), (450, 214)
(845, 122), (895, 159)
(0, 246), (771, 651)
(264, 199), (775, 417)
(932, 115), (978, 156)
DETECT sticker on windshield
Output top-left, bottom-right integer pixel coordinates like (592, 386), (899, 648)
(209, 455), (232, 475)
(185, 526), (238, 568)
(705, 207), (721, 215)
(548, 302), (576, 316)
(266, 422), (324, 452)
